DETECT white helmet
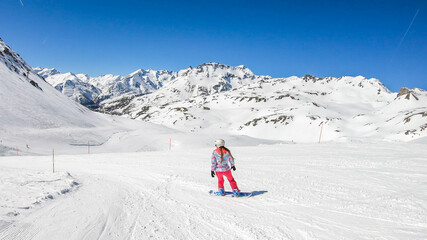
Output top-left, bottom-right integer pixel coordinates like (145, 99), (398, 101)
(215, 139), (225, 147)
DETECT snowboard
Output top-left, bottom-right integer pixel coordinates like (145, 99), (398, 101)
(209, 190), (253, 198)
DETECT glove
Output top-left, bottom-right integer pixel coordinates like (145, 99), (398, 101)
(211, 171), (215, 178)
(231, 166), (236, 171)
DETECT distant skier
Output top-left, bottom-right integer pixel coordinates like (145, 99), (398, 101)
(211, 139), (240, 197)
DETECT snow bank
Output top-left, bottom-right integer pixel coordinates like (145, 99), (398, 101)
(0, 168), (79, 220)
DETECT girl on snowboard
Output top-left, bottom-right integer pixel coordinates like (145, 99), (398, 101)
(211, 139), (240, 196)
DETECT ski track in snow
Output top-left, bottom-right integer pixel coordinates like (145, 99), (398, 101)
(0, 142), (426, 239)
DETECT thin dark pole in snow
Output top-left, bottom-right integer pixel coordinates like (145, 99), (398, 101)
(52, 149), (55, 173)
(318, 122), (324, 143)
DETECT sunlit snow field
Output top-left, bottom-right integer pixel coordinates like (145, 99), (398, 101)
(1, 141), (426, 240)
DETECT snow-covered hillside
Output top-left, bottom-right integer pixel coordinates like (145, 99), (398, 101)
(111, 74), (427, 142)
(33, 67), (176, 108)
(36, 63), (427, 142)
(34, 62), (269, 109)
(2, 38), (281, 156)
(0, 38), (175, 156)
(0, 38), (102, 129)
(33, 67), (120, 109)
(0, 38), (105, 154)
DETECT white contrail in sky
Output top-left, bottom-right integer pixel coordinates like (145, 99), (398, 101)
(389, 9), (420, 64)
(19, 0), (24, 7)
(397, 9), (419, 49)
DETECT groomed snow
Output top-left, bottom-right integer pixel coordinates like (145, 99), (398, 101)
(0, 141), (426, 239)
(0, 169), (79, 223)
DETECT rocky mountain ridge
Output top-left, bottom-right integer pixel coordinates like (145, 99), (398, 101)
(34, 62), (270, 109)
(27, 50), (427, 142)
(112, 73), (426, 142)
(0, 38), (105, 131)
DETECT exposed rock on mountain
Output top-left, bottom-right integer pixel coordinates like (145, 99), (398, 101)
(33, 54), (427, 142)
(0, 38), (106, 130)
(396, 87), (420, 100)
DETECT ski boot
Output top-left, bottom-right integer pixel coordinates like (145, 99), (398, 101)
(218, 188), (225, 196)
(233, 189), (240, 197)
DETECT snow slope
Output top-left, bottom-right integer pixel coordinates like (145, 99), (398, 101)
(34, 62), (268, 109)
(0, 38), (181, 156)
(0, 38), (105, 129)
(0, 169), (79, 222)
(0, 38), (106, 155)
(33, 67), (120, 109)
(0, 142), (426, 239)
(117, 75), (427, 142)
(36, 63), (427, 142)
(32, 67), (176, 108)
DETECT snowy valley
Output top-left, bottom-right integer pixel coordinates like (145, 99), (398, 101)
(1, 37), (427, 240)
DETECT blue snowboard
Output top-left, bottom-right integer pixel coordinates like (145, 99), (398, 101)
(209, 190), (253, 198)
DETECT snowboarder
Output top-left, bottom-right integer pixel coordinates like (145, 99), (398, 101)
(211, 139), (240, 197)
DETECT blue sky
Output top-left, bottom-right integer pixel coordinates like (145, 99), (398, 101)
(0, 0), (425, 92)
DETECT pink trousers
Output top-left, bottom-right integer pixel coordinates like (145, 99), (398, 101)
(216, 170), (239, 191)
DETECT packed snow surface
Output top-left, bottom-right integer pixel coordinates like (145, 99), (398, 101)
(0, 141), (426, 239)
(0, 169), (79, 220)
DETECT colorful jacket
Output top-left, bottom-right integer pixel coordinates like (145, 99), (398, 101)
(211, 148), (235, 172)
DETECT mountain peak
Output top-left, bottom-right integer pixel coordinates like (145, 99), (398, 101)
(396, 87), (420, 100)
(130, 69), (146, 75)
(302, 74), (322, 82)
(33, 67), (60, 78)
(199, 62), (227, 67)
(236, 64), (247, 69)
(0, 38), (32, 77)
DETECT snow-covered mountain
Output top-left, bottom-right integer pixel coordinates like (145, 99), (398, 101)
(34, 59), (427, 143)
(107, 73), (426, 142)
(32, 67), (60, 78)
(0, 38), (102, 129)
(107, 69), (175, 97)
(99, 63), (271, 114)
(33, 67), (176, 109)
(34, 62), (268, 109)
(0, 39), (32, 78)
(31, 69), (102, 109)
(0, 38), (125, 154)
